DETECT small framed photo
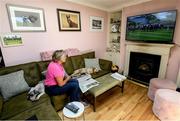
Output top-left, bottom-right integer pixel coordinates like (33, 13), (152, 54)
(57, 9), (81, 31)
(1, 34), (23, 47)
(90, 16), (104, 32)
(6, 4), (46, 32)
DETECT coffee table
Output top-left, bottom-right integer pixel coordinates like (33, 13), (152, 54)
(86, 73), (125, 112)
(62, 101), (85, 121)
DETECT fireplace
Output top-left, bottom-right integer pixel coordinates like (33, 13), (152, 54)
(124, 43), (174, 86)
(128, 52), (161, 85)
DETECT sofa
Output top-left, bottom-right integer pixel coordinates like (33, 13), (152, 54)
(38, 51), (112, 111)
(0, 51), (112, 120)
(0, 62), (61, 120)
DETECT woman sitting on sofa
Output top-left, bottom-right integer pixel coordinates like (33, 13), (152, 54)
(44, 50), (80, 102)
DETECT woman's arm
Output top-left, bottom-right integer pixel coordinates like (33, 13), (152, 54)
(55, 76), (71, 86)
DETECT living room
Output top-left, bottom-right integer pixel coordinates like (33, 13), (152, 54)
(0, 0), (180, 120)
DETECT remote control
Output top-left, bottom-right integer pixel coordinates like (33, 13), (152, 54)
(65, 103), (79, 113)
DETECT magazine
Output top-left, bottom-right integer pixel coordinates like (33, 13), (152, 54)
(74, 74), (99, 93)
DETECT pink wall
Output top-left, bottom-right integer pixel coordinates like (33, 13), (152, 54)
(0, 0), (108, 66)
(120, 0), (180, 82)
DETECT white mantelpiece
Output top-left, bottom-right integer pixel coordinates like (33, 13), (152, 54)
(124, 42), (174, 79)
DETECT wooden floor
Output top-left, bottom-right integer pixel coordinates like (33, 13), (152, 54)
(58, 80), (159, 120)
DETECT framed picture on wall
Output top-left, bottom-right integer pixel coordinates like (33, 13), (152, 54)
(57, 9), (81, 31)
(1, 34), (23, 47)
(6, 4), (46, 32)
(90, 16), (104, 32)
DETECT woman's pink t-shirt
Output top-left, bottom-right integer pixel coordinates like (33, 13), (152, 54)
(44, 61), (65, 86)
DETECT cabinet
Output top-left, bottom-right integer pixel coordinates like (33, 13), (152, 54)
(105, 11), (122, 67)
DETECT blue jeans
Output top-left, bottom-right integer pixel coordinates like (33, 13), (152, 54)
(45, 79), (80, 102)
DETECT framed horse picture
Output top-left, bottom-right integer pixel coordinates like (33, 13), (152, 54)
(6, 4), (46, 32)
(57, 9), (81, 31)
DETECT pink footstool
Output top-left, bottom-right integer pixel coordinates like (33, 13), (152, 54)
(148, 78), (177, 101)
(153, 89), (180, 120)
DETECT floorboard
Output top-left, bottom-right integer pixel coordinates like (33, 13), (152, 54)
(58, 80), (159, 120)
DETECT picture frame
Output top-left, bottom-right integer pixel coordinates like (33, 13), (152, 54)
(90, 16), (104, 32)
(57, 9), (81, 31)
(6, 4), (46, 32)
(1, 34), (23, 47)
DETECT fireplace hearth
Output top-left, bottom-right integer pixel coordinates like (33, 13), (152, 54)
(128, 52), (161, 85)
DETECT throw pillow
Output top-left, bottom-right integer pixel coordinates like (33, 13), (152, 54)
(84, 58), (101, 71)
(0, 70), (30, 101)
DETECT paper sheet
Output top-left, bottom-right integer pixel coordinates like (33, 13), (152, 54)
(111, 72), (127, 82)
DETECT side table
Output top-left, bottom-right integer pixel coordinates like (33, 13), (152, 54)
(62, 101), (85, 121)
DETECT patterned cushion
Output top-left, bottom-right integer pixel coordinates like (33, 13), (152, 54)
(40, 50), (54, 61)
(64, 48), (80, 57)
(0, 70), (30, 101)
(40, 48), (81, 61)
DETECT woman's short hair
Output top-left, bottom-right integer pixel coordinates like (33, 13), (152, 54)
(52, 50), (65, 62)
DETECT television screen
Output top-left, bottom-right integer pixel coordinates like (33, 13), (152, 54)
(126, 10), (177, 43)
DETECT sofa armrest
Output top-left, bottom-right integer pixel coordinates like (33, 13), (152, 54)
(0, 95), (3, 116)
(99, 59), (112, 72)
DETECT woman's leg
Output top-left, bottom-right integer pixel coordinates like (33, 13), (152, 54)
(45, 79), (80, 102)
(67, 79), (81, 101)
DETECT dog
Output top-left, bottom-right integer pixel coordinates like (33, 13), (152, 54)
(71, 67), (99, 77)
(27, 82), (45, 101)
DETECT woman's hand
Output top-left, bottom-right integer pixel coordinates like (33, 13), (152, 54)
(56, 76), (71, 86)
(65, 76), (71, 81)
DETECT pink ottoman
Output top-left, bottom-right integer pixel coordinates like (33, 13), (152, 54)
(153, 89), (180, 120)
(148, 78), (177, 101)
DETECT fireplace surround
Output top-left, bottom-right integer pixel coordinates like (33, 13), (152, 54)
(124, 42), (174, 85)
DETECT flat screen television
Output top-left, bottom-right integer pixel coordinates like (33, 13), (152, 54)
(126, 10), (177, 43)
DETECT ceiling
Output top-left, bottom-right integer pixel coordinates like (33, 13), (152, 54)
(66, 0), (152, 12)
